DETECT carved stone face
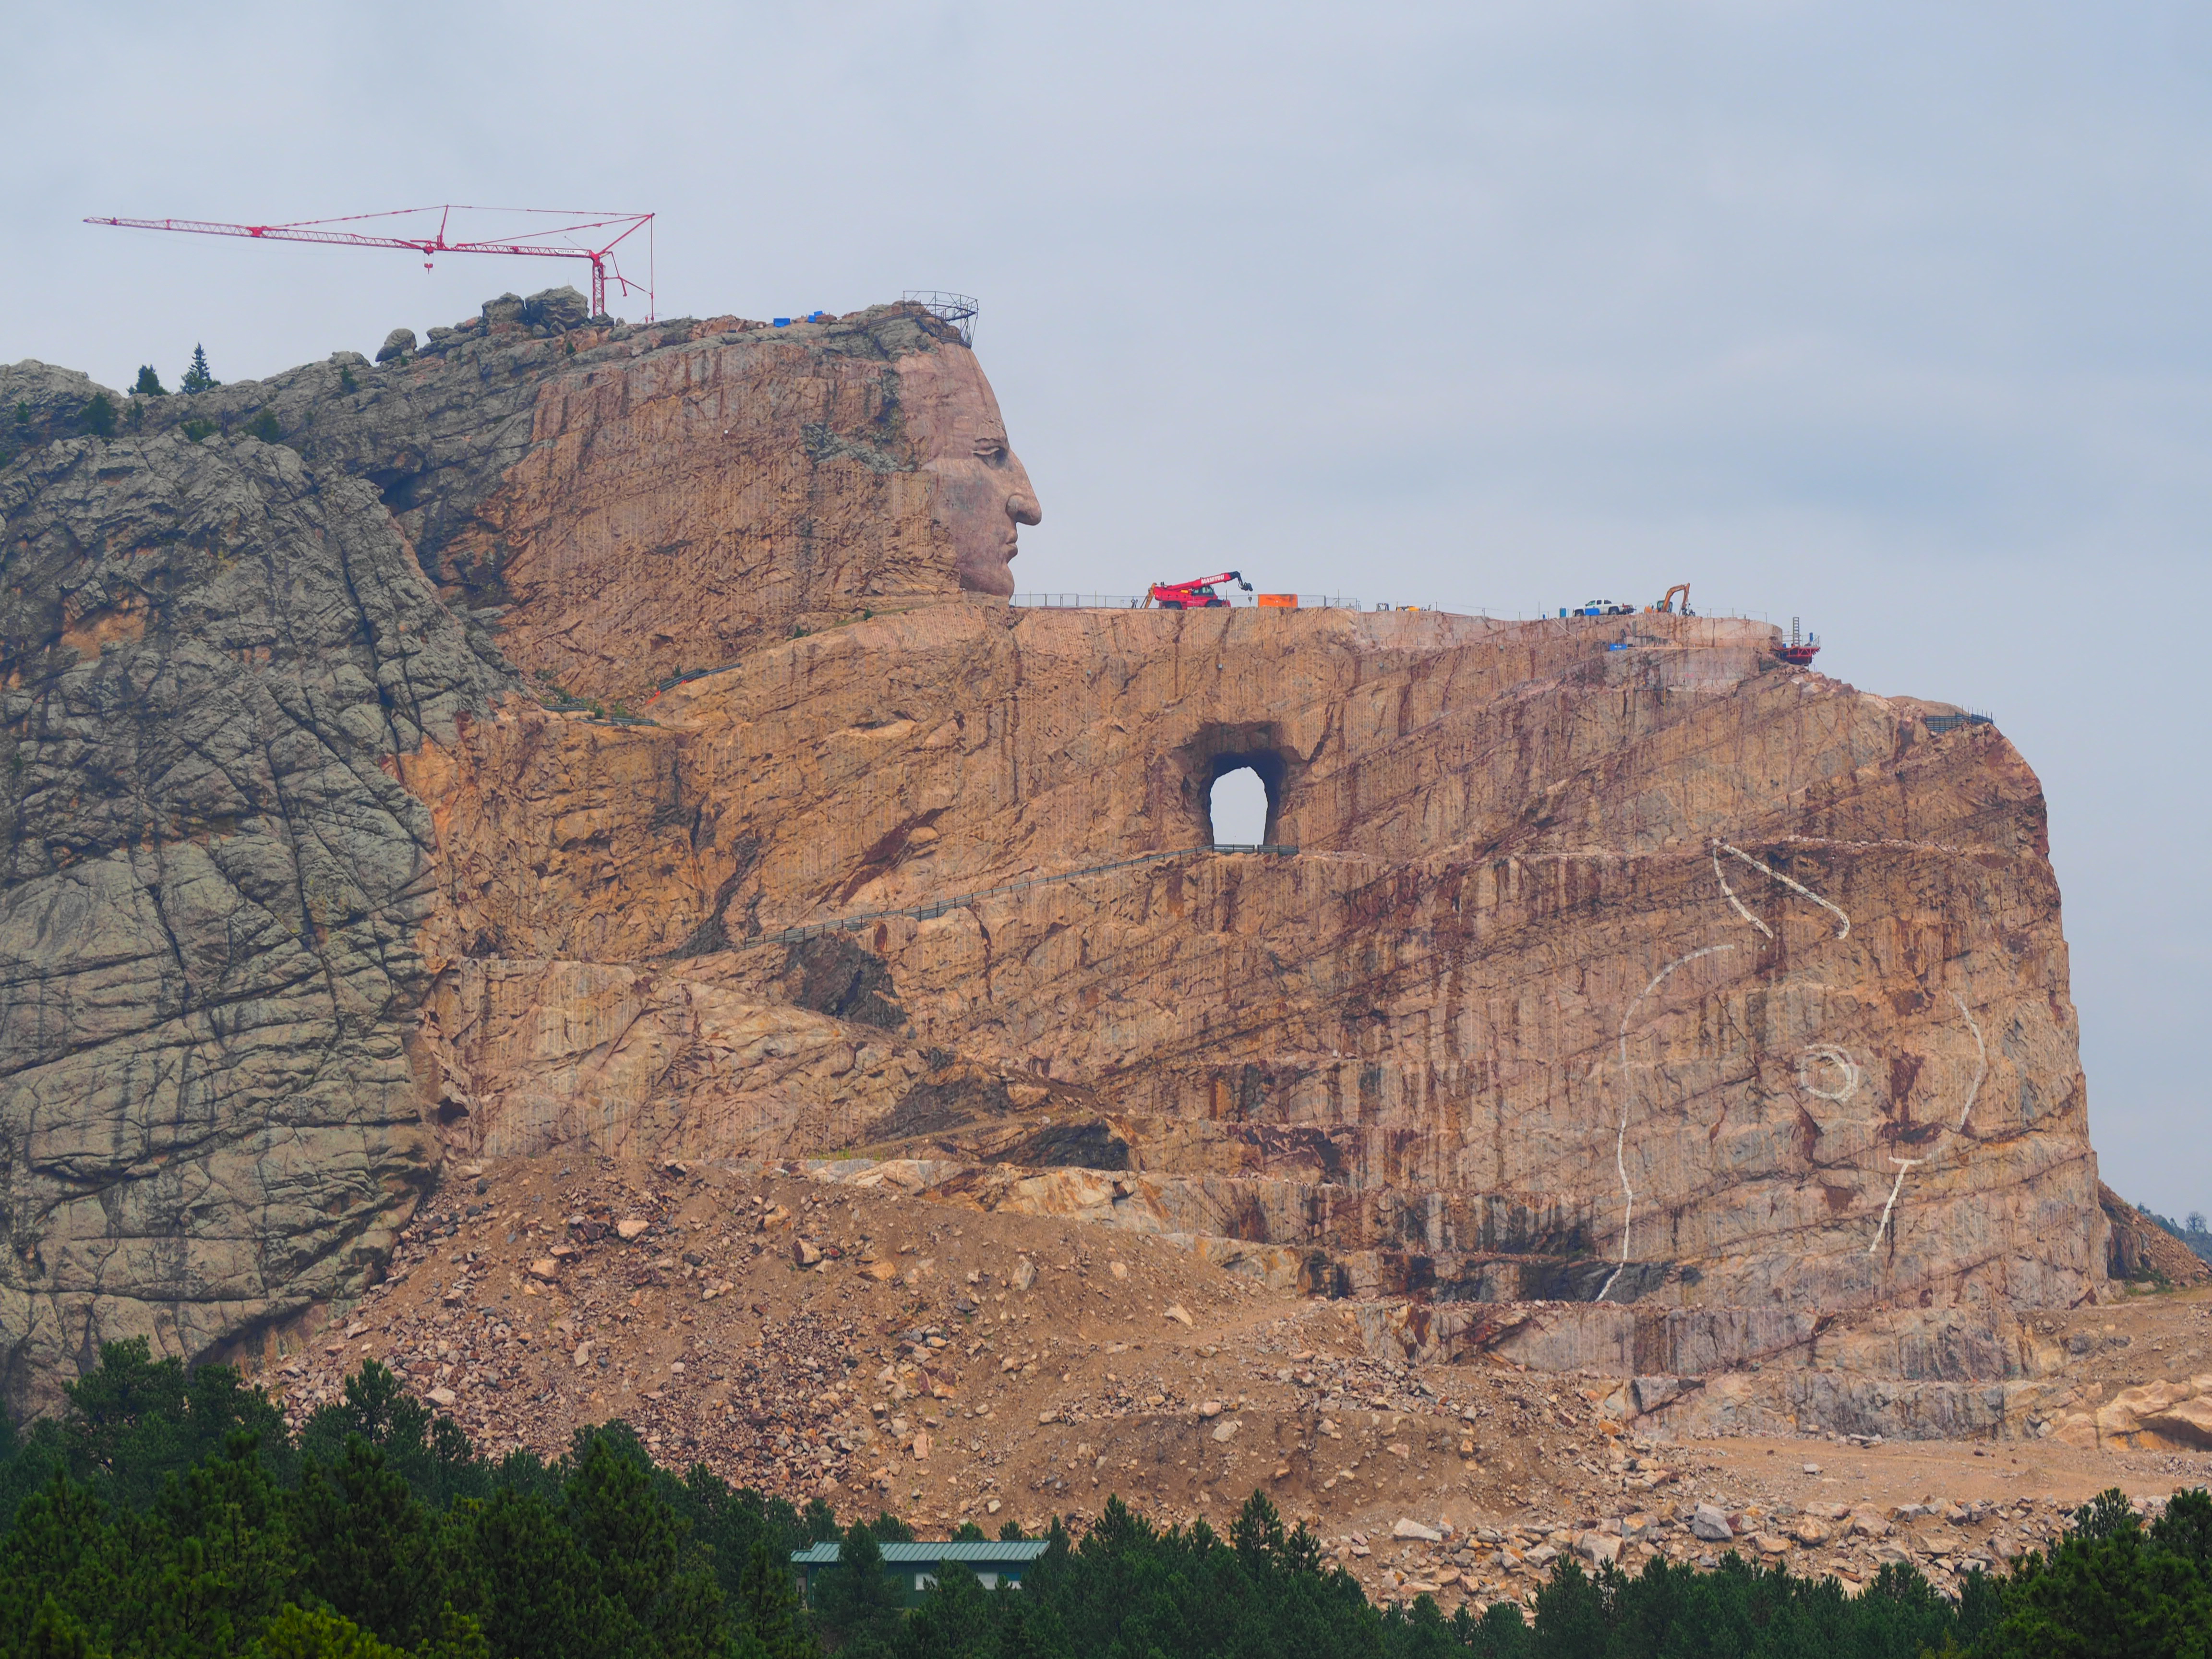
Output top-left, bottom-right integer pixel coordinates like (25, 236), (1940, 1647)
(897, 342), (1043, 597)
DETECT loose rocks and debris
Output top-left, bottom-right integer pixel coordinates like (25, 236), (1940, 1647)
(253, 1154), (2212, 1612)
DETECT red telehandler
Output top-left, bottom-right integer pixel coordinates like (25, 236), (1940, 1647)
(1146, 570), (1253, 609)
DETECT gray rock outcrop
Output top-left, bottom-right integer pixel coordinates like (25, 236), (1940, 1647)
(0, 410), (514, 1410)
(520, 286), (589, 331)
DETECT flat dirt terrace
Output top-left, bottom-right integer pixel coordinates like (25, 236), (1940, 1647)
(243, 1157), (2212, 1609)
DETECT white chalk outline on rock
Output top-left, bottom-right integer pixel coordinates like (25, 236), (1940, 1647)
(1709, 847), (1774, 939)
(1598, 942), (1737, 1302)
(1712, 841), (1851, 940)
(1868, 1156), (1922, 1254)
(1953, 992), (1985, 1132)
(1796, 1045), (1862, 1104)
(1868, 994), (1987, 1252)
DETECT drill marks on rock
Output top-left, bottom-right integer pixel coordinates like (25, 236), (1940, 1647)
(1597, 838), (1854, 1301)
(1712, 841), (1851, 940)
(1598, 943), (1737, 1303)
(1607, 837), (1947, 1276)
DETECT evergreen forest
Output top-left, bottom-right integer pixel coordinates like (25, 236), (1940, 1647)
(2, 1343), (2209, 1659)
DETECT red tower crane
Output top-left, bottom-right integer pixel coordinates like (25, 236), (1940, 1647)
(84, 204), (655, 322)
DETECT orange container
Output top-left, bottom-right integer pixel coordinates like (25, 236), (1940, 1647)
(1257, 593), (1298, 609)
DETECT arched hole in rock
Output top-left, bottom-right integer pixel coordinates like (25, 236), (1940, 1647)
(1207, 761), (1273, 846)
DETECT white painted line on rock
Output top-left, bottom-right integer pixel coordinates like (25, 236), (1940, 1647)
(1953, 992), (1986, 1131)
(1710, 847), (1774, 940)
(1714, 841), (1851, 939)
(1598, 943), (1736, 1303)
(1869, 1156), (1922, 1253)
(1870, 993), (1989, 1253)
(1796, 1045), (1862, 1104)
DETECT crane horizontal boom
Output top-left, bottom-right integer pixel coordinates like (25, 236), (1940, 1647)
(85, 204), (655, 320)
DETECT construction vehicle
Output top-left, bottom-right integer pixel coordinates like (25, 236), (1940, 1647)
(1654, 583), (1693, 615)
(1147, 570), (1253, 609)
(1774, 616), (1820, 666)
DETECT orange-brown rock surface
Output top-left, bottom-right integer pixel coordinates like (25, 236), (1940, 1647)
(396, 600), (2104, 1436)
(0, 291), (2114, 1440)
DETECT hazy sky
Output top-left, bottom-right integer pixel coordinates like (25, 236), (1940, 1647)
(5, 1), (2206, 1214)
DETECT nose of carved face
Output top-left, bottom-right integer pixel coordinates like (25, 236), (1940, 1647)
(950, 448), (1041, 597)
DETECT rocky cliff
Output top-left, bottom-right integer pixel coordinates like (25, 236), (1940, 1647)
(0, 291), (2108, 1430)
(0, 414), (510, 1404)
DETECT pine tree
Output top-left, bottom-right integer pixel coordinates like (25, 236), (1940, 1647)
(736, 1539), (815, 1659)
(180, 345), (218, 395)
(288, 1440), (441, 1648)
(132, 366), (166, 397)
(437, 1486), (614, 1659)
(562, 1434), (725, 1659)
(80, 396), (116, 440)
(21, 1595), (101, 1659)
(800, 1496), (842, 1544)
(244, 1603), (405, 1659)
(812, 1520), (901, 1654)
(0, 1474), (128, 1655)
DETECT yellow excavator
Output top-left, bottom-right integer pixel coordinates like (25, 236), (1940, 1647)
(1653, 583), (1692, 615)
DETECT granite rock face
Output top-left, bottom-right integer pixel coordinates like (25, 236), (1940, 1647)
(409, 603), (2105, 1418)
(0, 300), (1035, 1408)
(0, 300), (2111, 1430)
(0, 410), (513, 1409)
(2099, 1182), (2210, 1288)
(120, 298), (1036, 704)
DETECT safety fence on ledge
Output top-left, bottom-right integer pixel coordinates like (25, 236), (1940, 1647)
(1010, 595), (1785, 624)
(739, 843), (1300, 951)
(1010, 593), (1363, 611)
(1924, 709), (1996, 734)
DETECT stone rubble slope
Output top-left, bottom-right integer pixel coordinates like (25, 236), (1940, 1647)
(267, 1152), (2212, 1610)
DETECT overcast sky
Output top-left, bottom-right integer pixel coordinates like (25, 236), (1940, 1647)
(5, 1), (2206, 1215)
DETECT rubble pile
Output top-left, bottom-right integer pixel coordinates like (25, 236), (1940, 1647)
(242, 1154), (2212, 1612)
(1334, 1489), (2094, 1605)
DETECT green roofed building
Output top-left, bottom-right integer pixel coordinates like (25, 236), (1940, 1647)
(791, 1539), (1050, 1606)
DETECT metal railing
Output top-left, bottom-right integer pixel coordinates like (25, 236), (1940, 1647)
(1007, 596), (1780, 623)
(740, 843), (1298, 951)
(901, 291), (978, 346)
(1924, 709), (1996, 734)
(1010, 593), (1363, 611)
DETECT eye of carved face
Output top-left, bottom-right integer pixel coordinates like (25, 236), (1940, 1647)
(972, 431), (1009, 463)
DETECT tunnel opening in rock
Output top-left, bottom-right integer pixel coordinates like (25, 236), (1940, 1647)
(1208, 762), (1272, 845)
(1181, 724), (1291, 847)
